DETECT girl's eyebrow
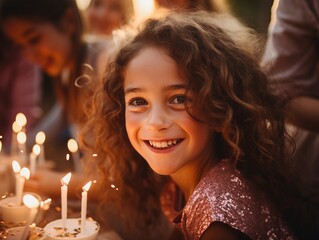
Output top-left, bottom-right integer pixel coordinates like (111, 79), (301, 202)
(124, 84), (186, 95)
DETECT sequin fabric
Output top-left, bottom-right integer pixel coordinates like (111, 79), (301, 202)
(173, 159), (295, 240)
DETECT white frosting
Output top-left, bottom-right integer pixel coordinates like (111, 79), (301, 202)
(44, 218), (99, 240)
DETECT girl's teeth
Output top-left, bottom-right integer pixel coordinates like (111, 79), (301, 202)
(149, 139), (180, 149)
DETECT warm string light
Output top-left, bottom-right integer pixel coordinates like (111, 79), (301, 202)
(132, 0), (155, 25)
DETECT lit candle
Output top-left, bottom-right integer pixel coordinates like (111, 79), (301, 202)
(76, 0), (91, 10)
(17, 131), (27, 162)
(12, 164), (30, 206)
(0, 136), (2, 154)
(81, 181), (92, 232)
(11, 121), (22, 155)
(15, 112), (27, 130)
(61, 172), (72, 228)
(12, 160), (21, 201)
(67, 139), (81, 173)
(40, 198), (52, 211)
(35, 131), (46, 166)
(29, 144), (40, 175)
(23, 194), (40, 224)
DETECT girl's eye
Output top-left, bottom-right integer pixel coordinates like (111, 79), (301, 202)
(170, 95), (186, 104)
(128, 98), (147, 106)
(28, 35), (41, 46)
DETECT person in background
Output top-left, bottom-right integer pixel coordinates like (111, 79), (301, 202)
(0, 30), (41, 153)
(82, 11), (318, 240)
(84, 0), (134, 37)
(0, 0), (113, 196)
(155, 0), (225, 12)
(262, 1), (319, 236)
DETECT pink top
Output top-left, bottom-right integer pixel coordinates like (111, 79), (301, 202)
(173, 160), (295, 240)
(0, 47), (41, 151)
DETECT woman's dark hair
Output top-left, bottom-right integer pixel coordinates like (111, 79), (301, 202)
(0, 0), (88, 123)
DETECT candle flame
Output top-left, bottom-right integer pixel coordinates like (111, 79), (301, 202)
(0, 140), (2, 153)
(20, 167), (30, 179)
(23, 194), (40, 208)
(76, 0), (91, 10)
(32, 144), (41, 155)
(12, 160), (21, 173)
(16, 113), (27, 127)
(66, 153), (70, 161)
(12, 121), (22, 133)
(17, 131), (27, 144)
(40, 198), (52, 210)
(61, 172), (72, 185)
(35, 131), (46, 144)
(82, 181), (92, 192)
(67, 139), (78, 153)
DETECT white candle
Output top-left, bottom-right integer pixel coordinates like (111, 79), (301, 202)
(29, 144), (40, 175)
(35, 131), (46, 166)
(61, 172), (72, 228)
(11, 121), (22, 155)
(17, 131), (27, 162)
(67, 139), (81, 173)
(12, 160), (21, 200)
(81, 181), (92, 232)
(16, 167), (30, 206)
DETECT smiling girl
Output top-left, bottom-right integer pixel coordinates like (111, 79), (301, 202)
(82, 11), (317, 240)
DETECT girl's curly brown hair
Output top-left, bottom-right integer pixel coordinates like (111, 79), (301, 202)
(81, 11), (317, 239)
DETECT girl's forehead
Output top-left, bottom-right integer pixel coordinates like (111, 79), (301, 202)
(123, 46), (188, 90)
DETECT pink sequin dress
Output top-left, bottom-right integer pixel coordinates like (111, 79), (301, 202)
(173, 159), (296, 240)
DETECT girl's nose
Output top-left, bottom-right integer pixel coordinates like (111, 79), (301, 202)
(146, 104), (171, 131)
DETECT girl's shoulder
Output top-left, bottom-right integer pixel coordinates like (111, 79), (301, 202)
(181, 160), (295, 240)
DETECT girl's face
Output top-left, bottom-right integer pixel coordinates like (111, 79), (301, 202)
(124, 47), (213, 177)
(86, 0), (124, 35)
(3, 17), (73, 77)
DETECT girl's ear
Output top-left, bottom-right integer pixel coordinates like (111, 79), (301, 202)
(60, 8), (78, 35)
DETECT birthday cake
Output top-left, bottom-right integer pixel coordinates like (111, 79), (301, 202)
(0, 195), (30, 224)
(44, 218), (100, 240)
(0, 226), (45, 240)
